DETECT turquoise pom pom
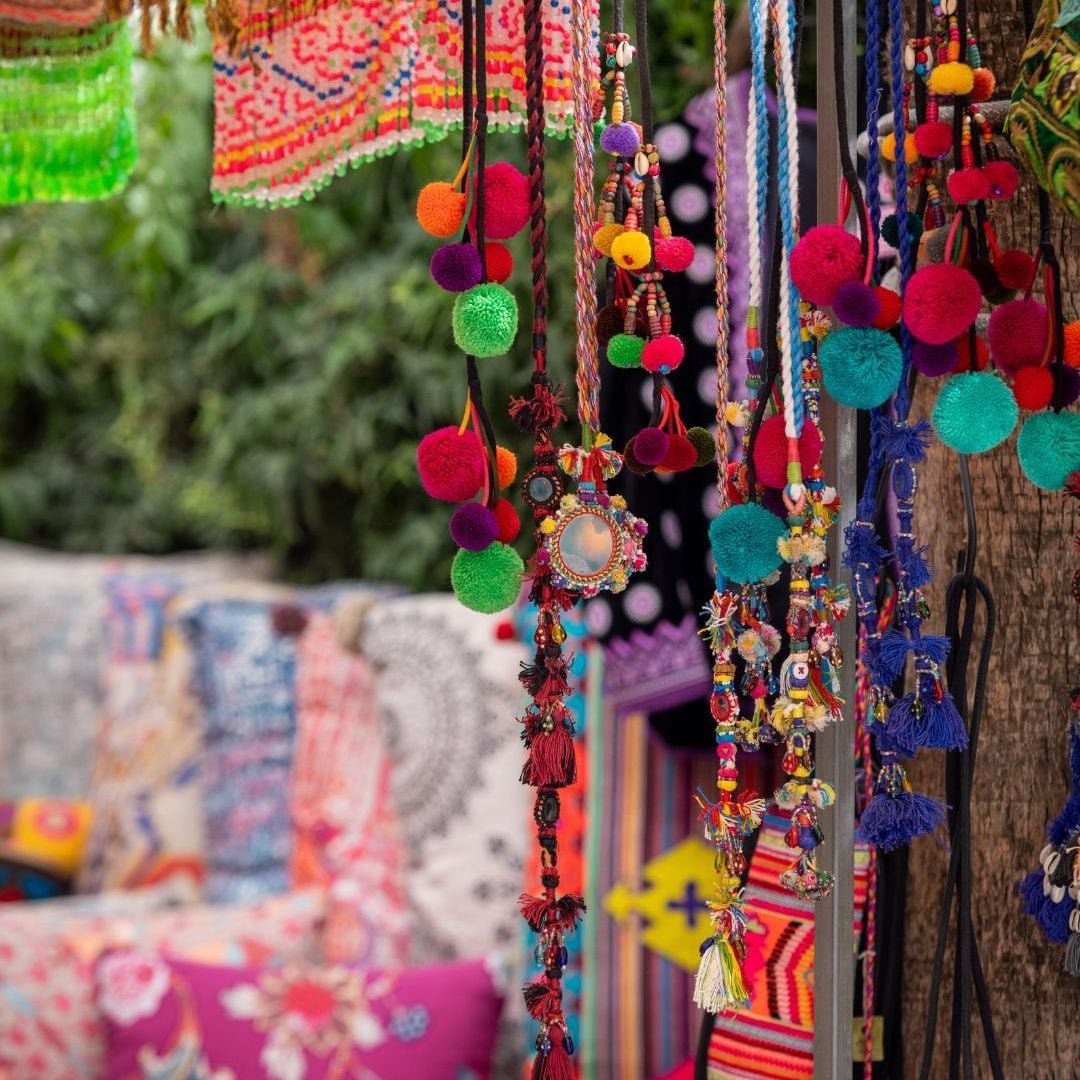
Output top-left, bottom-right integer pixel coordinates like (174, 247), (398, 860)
(708, 503), (786, 584)
(819, 327), (903, 409)
(932, 372), (1018, 454)
(1017, 410), (1080, 490)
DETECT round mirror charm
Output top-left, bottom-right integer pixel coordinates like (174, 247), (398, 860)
(537, 483), (647, 596)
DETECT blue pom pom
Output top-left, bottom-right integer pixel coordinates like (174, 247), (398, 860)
(932, 372), (1018, 454)
(1017, 410), (1080, 490)
(708, 503), (786, 584)
(857, 790), (945, 851)
(819, 327), (903, 409)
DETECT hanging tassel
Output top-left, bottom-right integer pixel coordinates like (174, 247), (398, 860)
(531, 1023), (575, 1080)
(917, 689), (968, 750)
(519, 892), (587, 933)
(1018, 868), (1072, 944)
(521, 724), (577, 787)
(522, 980), (559, 1020)
(857, 761), (944, 851)
(692, 937), (750, 1013)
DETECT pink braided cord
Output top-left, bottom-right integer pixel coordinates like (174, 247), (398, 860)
(714, 0), (730, 507)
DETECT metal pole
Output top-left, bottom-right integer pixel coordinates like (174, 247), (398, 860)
(814, 0), (858, 1074)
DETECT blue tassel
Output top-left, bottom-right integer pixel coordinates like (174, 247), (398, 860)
(857, 790), (945, 852)
(1018, 869), (1072, 945)
(842, 519), (888, 569)
(918, 691), (969, 751)
(876, 416), (931, 464)
(1049, 720), (1080, 845)
(921, 635), (951, 664)
(900, 546), (933, 588)
(876, 629), (913, 685)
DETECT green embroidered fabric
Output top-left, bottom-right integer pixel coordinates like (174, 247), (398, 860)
(1007, 0), (1080, 219)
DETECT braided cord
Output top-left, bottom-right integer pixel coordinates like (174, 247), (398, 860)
(715, 0), (730, 505)
(571, 0), (599, 434)
(864, 0), (882, 265)
(525, 0), (548, 374)
(745, 0), (768, 321)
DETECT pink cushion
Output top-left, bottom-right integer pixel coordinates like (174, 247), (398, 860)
(97, 952), (504, 1080)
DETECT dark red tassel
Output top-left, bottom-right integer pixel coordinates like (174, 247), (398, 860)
(556, 893), (586, 931)
(522, 980), (559, 1020)
(521, 724), (576, 787)
(531, 1025), (574, 1080)
(519, 893), (552, 932)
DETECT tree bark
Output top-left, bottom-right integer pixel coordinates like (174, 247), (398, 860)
(901, 3), (1080, 1076)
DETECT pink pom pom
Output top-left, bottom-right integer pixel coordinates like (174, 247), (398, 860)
(913, 121), (953, 159)
(902, 263), (983, 345)
(417, 427), (485, 502)
(752, 415), (824, 489)
(655, 235), (695, 272)
(987, 298), (1048, 372)
(642, 334), (685, 373)
(790, 225), (863, 306)
(984, 160), (1019, 201)
(471, 162), (530, 239)
(633, 426), (670, 466)
(947, 167), (990, 204)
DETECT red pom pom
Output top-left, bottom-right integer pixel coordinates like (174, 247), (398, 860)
(471, 162), (530, 239)
(947, 167), (990, 204)
(903, 263), (983, 345)
(658, 434), (698, 472)
(871, 287), (902, 329)
(1012, 366), (1054, 411)
(953, 334), (989, 372)
(913, 121), (953, 160)
(790, 225), (863, 306)
(417, 426), (485, 502)
(485, 242), (514, 283)
(996, 249), (1036, 292)
(494, 620), (516, 641)
(983, 160), (1019, 201)
(751, 415), (824, 489)
(493, 497), (521, 543)
(987, 298), (1048, 371)
(654, 235), (695, 272)
(642, 334), (685, 373)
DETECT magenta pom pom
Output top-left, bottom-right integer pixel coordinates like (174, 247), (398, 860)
(947, 167), (990, 204)
(430, 243), (483, 293)
(655, 235), (695, 272)
(790, 225), (863, 306)
(450, 502), (499, 550)
(472, 162), (530, 239)
(641, 334), (685, 373)
(987, 298), (1048, 372)
(984, 160), (1019, 201)
(417, 427), (485, 502)
(833, 281), (881, 328)
(634, 426), (670, 466)
(600, 122), (641, 157)
(903, 263), (982, 345)
(912, 339), (959, 377)
(913, 121), (953, 159)
(752, 414), (824, 489)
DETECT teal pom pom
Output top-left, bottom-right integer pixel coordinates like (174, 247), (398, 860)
(932, 372), (1018, 454)
(819, 327), (903, 409)
(452, 284), (519, 357)
(451, 541), (524, 612)
(607, 333), (645, 368)
(881, 213), (924, 248)
(1017, 410), (1080, 490)
(708, 503), (786, 584)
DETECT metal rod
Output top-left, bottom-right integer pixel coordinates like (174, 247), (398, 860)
(814, 0), (858, 1073)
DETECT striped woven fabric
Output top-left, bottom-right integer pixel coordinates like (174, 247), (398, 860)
(0, 0), (102, 29)
(211, 0), (594, 207)
(707, 814), (871, 1080)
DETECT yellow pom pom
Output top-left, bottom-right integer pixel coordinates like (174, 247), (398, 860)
(610, 229), (652, 270)
(495, 446), (517, 489)
(416, 181), (467, 238)
(928, 61), (974, 96)
(593, 223), (625, 256)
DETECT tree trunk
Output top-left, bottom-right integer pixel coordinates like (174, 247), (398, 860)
(901, 2), (1080, 1076)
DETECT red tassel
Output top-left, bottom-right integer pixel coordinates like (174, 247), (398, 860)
(519, 893), (552, 932)
(531, 1025), (575, 1080)
(556, 893), (586, 931)
(521, 725), (576, 787)
(522, 980), (559, 1020)
(519, 892), (587, 932)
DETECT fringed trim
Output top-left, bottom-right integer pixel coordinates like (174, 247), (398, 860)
(102, 0), (191, 50)
(857, 786), (944, 852)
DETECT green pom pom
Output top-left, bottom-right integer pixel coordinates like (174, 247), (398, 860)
(932, 372), (1018, 454)
(452, 284), (519, 357)
(686, 426), (715, 468)
(1017, 410), (1080, 490)
(607, 333), (645, 368)
(708, 503), (786, 584)
(451, 541), (524, 612)
(881, 213), (924, 248)
(819, 326), (903, 409)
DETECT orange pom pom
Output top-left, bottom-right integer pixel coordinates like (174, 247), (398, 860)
(1065, 321), (1080, 367)
(970, 68), (996, 102)
(496, 446), (518, 489)
(881, 131), (919, 165)
(417, 182), (466, 238)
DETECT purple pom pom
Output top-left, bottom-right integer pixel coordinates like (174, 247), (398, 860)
(431, 243), (483, 293)
(833, 281), (881, 328)
(761, 485), (788, 519)
(450, 503), (498, 551)
(600, 122), (641, 157)
(1056, 364), (1080, 408)
(633, 426), (669, 466)
(912, 339), (958, 377)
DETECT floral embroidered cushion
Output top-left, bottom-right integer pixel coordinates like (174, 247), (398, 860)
(96, 952), (505, 1080)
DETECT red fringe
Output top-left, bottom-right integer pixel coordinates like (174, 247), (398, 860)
(522, 980), (559, 1020)
(519, 892), (587, 933)
(519, 893), (551, 931)
(521, 725), (576, 788)
(532, 1027), (574, 1080)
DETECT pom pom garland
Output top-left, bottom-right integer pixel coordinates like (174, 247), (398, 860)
(871, 287), (902, 329)
(931, 371), (1019, 453)
(633, 426), (669, 466)
(912, 339), (959, 377)
(987, 298), (1048, 371)
(600, 122), (641, 156)
(452, 284), (519, 357)
(751, 414), (824, 488)
(496, 446), (518, 489)
(1012, 366), (1055, 411)
(472, 162), (530, 239)
(819, 326), (903, 408)
(493, 497), (521, 543)
(913, 121), (953, 159)
(485, 242), (514, 284)
(416, 181), (467, 238)
(430, 243), (483, 293)
(610, 230), (652, 270)
(1017, 411), (1080, 490)
(928, 61), (975, 96)
(833, 281), (881, 327)
(709, 503), (786, 584)
(417, 426), (485, 502)
(450, 542), (524, 613)
(655, 235), (695, 272)
(790, 225), (863, 306)
(450, 503), (499, 551)
(606, 333), (645, 368)
(641, 334), (685, 373)
(902, 263), (982, 345)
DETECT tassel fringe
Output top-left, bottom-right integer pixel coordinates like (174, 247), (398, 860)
(692, 939), (750, 1013)
(857, 790), (944, 852)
